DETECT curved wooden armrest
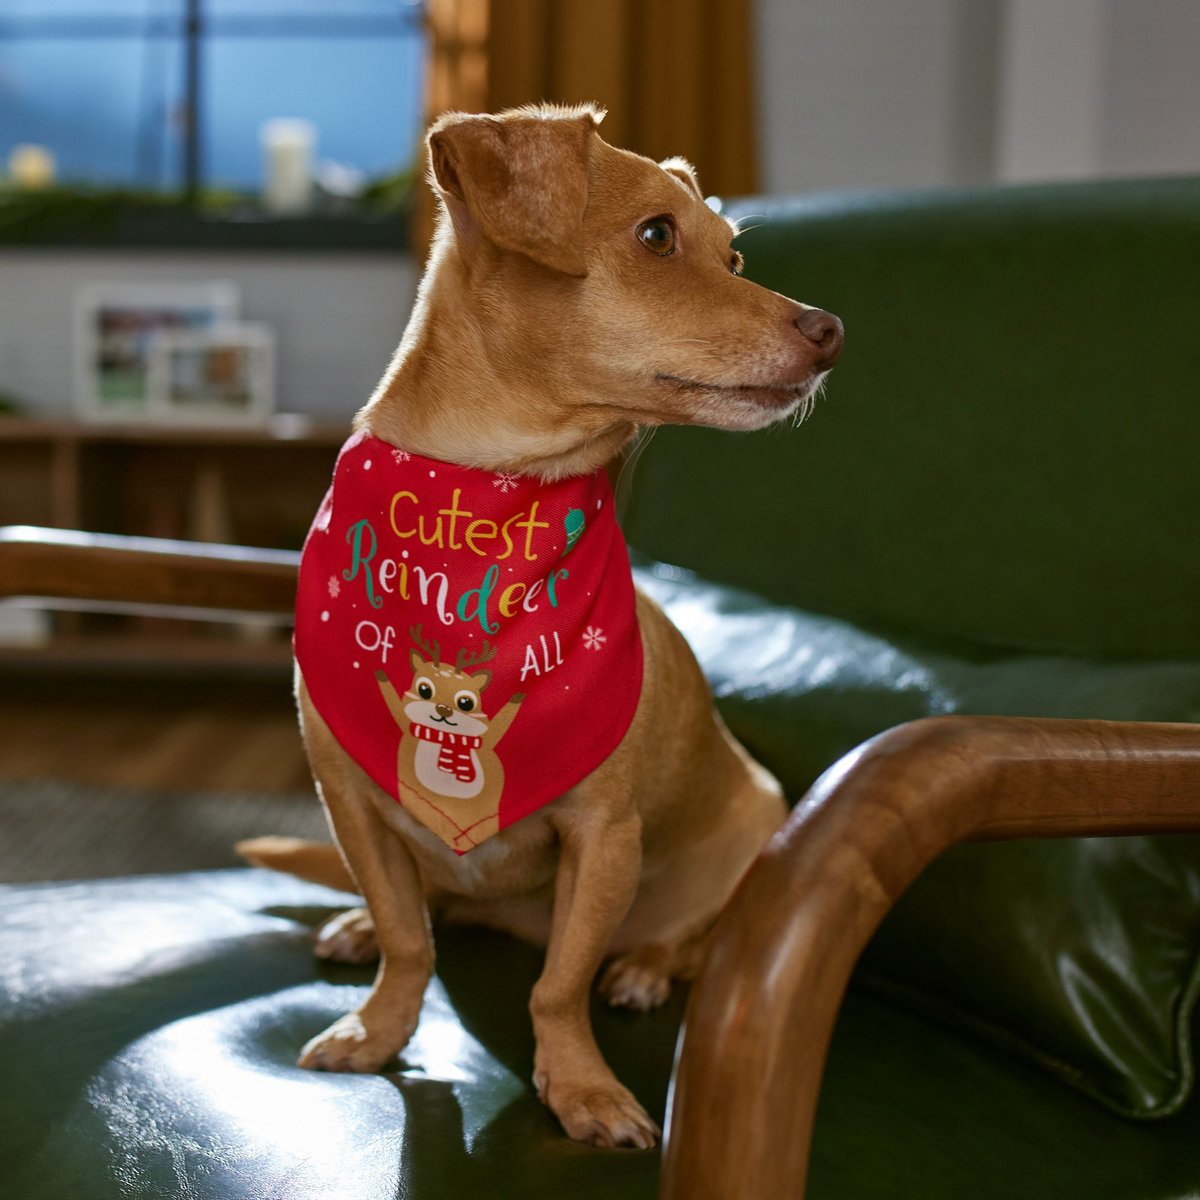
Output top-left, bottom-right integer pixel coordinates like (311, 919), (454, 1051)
(660, 715), (1200, 1200)
(0, 525), (298, 619)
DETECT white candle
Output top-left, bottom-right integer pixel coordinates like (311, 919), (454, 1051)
(261, 119), (316, 215)
(8, 144), (56, 189)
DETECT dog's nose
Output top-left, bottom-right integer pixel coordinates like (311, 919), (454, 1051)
(436, 703), (452, 718)
(793, 307), (844, 368)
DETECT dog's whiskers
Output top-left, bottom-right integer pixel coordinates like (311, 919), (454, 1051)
(790, 375), (828, 428)
(615, 426), (659, 504)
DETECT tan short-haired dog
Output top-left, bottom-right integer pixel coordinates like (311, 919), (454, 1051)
(241, 103), (842, 1150)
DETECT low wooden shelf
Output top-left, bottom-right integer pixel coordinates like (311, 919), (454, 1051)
(0, 415), (342, 666)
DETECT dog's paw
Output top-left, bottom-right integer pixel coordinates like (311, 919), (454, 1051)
(535, 1073), (660, 1150)
(298, 1010), (415, 1074)
(313, 907), (379, 964)
(597, 949), (673, 1011)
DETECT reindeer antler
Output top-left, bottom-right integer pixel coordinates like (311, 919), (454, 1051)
(456, 640), (498, 673)
(410, 623), (441, 665)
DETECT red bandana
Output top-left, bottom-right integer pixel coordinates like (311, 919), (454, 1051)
(294, 431), (643, 853)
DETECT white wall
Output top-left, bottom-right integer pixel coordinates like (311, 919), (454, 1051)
(757, 0), (1200, 194)
(1100, 0), (1200, 177)
(0, 249), (416, 421)
(994, 0), (1109, 182)
(756, 0), (1001, 194)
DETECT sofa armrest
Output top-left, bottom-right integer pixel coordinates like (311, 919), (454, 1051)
(0, 525), (298, 620)
(660, 715), (1200, 1200)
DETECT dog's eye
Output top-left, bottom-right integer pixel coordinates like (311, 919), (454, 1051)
(730, 251), (744, 276)
(416, 678), (433, 701)
(637, 217), (676, 257)
(454, 691), (476, 712)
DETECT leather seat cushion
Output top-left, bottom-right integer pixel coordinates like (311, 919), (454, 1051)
(3, 870), (1198, 1199)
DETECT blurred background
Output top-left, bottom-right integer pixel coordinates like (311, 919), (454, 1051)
(2, 0), (1199, 426)
(0, 0), (1197, 850)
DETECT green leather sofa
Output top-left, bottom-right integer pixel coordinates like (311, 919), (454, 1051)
(2, 175), (1199, 1199)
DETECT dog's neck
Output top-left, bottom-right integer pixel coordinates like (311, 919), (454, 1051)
(358, 241), (638, 483)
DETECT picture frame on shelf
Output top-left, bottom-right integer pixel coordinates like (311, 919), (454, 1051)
(73, 280), (240, 422)
(145, 322), (276, 427)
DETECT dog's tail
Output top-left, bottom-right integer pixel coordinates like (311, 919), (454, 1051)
(235, 836), (358, 894)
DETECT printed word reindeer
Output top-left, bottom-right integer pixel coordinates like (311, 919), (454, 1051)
(375, 624), (524, 851)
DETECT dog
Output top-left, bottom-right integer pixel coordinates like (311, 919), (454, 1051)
(239, 102), (843, 1150)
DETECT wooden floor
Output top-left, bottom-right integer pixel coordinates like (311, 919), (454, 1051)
(0, 666), (312, 794)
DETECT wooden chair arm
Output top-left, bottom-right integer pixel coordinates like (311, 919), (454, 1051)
(660, 715), (1200, 1200)
(0, 525), (298, 620)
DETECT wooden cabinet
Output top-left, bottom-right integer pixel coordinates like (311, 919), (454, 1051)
(0, 416), (344, 666)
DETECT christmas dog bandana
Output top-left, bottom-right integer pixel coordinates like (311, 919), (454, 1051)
(295, 431), (643, 854)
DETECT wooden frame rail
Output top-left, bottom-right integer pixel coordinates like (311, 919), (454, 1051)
(0, 525), (298, 620)
(660, 715), (1200, 1199)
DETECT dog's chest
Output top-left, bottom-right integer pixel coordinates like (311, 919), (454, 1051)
(374, 789), (560, 896)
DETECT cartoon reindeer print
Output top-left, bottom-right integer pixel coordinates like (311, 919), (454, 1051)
(375, 624), (524, 851)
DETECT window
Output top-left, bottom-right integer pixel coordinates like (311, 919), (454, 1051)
(0, 1), (425, 197)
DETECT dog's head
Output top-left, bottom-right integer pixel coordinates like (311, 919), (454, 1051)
(396, 104), (842, 466)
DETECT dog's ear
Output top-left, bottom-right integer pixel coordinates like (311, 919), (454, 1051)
(428, 110), (599, 278)
(659, 156), (703, 200)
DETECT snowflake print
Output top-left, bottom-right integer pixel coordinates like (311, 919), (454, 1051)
(327, 575), (341, 599)
(492, 472), (519, 494)
(582, 626), (606, 651)
(391, 448), (411, 464)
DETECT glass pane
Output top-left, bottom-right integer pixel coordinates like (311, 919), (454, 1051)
(0, 2), (156, 15)
(0, 37), (182, 186)
(0, 2), (424, 191)
(206, 1), (418, 14)
(203, 34), (423, 188)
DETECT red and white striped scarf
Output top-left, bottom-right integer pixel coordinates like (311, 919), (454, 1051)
(408, 722), (483, 783)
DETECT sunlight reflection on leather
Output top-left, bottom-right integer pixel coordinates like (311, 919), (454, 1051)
(96, 987), (404, 1197)
(121, 976), (525, 1179)
(6, 889), (299, 1013)
(152, 988), (400, 1166)
(397, 979), (526, 1149)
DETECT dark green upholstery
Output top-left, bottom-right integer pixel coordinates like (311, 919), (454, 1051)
(624, 178), (1200, 660)
(3, 176), (1198, 1197)
(635, 563), (1200, 1121)
(4, 872), (1199, 1200)
(635, 561), (1200, 809)
(623, 177), (1200, 1131)
(858, 834), (1200, 1120)
(1, 873), (673, 1200)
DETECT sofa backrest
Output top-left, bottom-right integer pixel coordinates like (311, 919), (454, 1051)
(620, 177), (1200, 659)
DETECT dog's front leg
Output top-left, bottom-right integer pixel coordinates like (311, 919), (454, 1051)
(296, 686), (433, 1073)
(298, 780), (432, 1073)
(531, 799), (659, 1149)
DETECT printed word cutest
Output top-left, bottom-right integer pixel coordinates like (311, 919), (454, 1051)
(390, 487), (549, 560)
